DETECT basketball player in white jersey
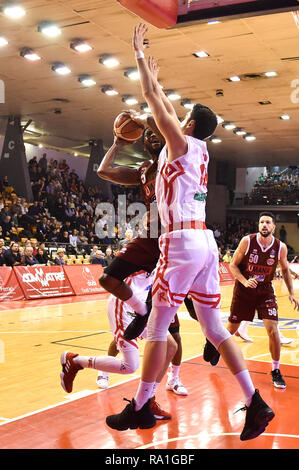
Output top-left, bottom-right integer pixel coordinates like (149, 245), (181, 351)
(60, 270), (177, 420)
(105, 23), (274, 440)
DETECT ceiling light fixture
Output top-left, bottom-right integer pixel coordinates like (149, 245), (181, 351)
(193, 51), (210, 58)
(38, 22), (61, 37)
(181, 99), (194, 109)
(210, 136), (222, 143)
(78, 75), (96, 87)
(0, 37), (8, 47)
(52, 63), (71, 75)
(122, 95), (138, 105)
(244, 133), (256, 141)
(265, 71), (277, 77)
(124, 68), (140, 80)
(222, 122), (236, 130)
(233, 128), (246, 136)
(165, 90), (181, 101)
(3, 3), (26, 18)
(20, 47), (41, 61)
(101, 85), (119, 96)
(70, 40), (93, 53)
(140, 103), (151, 113)
(280, 114), (291, 120)
(228, 76), (241, 82)
(99, 54), (119, 68)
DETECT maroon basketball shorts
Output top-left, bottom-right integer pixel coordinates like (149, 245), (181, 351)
(229, 281), (278, 323)
(104, 236), (160, 282)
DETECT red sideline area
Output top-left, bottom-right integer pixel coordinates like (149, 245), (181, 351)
(0, 264), (105, 301)
(0, 263), (235, 303)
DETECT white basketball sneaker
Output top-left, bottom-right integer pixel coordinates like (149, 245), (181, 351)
(96, 372), (109, 389)
(166, 374), (188, 396)
(279, 334), (293, 345)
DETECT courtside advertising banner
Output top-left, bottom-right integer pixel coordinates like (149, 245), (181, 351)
(14, 265), (74, 299)
(63, 264), (106, 296)
(219, 262), (235, 283)
(0, 267), (25, 301)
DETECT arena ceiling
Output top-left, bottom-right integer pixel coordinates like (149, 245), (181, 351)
(0, 0), (299, 168)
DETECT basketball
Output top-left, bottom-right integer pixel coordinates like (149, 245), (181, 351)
(113, 112), (144, 142)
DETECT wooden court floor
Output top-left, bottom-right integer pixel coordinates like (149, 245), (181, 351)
(0, 280), (298, 449)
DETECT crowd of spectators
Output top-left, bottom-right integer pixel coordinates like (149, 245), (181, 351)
(0, 155), (298, 266)
(245, 166), (299, 206)
(0, 152), (144, 262)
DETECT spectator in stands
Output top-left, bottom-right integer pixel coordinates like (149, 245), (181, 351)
(59, 231), (70, 245)
(27, 200), (40, 220)
(1, 215), (13, 237)
(119, 228), (134, 248)
(0, 205), (12, 223)
(0, 245), (5, 266)
(89, 245), (99, 260)
(37, 216), (50, 242)
(3, 242), (22, 267)
(104, 247), (114, 267)
(223, 249), (232, 263)
(279, 225), (287, 243)
(91, 250), (107, 267)
(78, 230), (88, 246)
(39, 153), (48, 176)
(24, 246), (39, 266)
(0, 238), (6, 251)
(54, 248), (66, 266)
(35, 246), (50, 265)
(69, 229), (79, 253)
(218, 247), (223, 261)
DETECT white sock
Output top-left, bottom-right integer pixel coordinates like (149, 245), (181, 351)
(272, 360), (280, 371)
(151, 381), (160, 398)
(125, 294), (148, 316)
(134, 380), (154, 410)
(235, 370), (256, 407)
(74, 355), (128, 373)
(170, 364), (180, 380)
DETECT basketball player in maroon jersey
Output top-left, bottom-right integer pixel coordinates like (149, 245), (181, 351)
(204, 211), (299, 388)
(96, 118), (196, 395)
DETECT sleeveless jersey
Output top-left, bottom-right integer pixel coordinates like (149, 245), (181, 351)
(238, 234), (281, 285)
(155, 136), (209, 228)
(138, 161), (157, 210)
(137, 160), (160, 237)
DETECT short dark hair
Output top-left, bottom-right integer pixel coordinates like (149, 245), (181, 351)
(190, 104), (218, 140)
(259, 211), (276, 223)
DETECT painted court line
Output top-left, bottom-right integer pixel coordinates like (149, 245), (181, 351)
(0, 353), (202, 427)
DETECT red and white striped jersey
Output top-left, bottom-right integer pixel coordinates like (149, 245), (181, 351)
(155, 136), (209, 228)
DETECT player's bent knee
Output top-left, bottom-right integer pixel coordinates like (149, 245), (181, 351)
(121, 357), (139, 374)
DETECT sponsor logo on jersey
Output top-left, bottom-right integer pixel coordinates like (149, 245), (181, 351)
(270, 249), (276, 259)
(194, 192), (207, 202)
(267, 258), (275, 265)
(247, 264), (272, 275)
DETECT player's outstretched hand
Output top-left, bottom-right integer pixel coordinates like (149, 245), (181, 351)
(133, 23), (148, 52)
(289, 295), (299, 311)
(243, 278), (258, 288)
(148, 55), (159, 80)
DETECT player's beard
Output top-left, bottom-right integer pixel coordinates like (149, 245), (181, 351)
(259, 229), (271, 238)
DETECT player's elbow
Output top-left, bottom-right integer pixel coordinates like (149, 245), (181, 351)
(97, 168), (110, 180)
